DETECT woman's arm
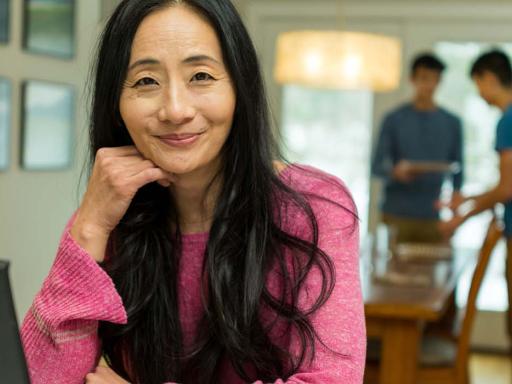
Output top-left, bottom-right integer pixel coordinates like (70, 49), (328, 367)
(22, 146), (173, 383)
(21, 215), (127, 384)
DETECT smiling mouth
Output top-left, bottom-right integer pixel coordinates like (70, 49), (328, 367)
(157, 132), (205, 147)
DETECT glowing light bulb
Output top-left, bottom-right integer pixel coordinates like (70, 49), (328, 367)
(304, 51), (322, 76)
(342, 54), (362, 80)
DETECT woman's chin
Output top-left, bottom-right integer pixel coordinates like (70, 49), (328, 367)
(149, 151), (220, 179)
(156, 159), (198, 176)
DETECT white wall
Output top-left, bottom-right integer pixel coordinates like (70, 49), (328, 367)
(0, 0), (103, 319)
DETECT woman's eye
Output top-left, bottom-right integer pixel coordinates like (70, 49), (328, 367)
(192, 72), (214, 82)
(134, 77), (158, 87)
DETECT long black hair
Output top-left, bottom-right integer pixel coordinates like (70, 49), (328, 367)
(92, 1), (356, 383)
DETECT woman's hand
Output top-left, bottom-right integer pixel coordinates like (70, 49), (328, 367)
(70, 146), (173, 262)
(85, 365), (131, 383)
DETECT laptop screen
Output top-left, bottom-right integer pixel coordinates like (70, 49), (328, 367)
(0, 260), (31, 383)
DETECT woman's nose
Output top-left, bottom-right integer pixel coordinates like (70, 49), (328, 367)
(157, 82), (196, 125)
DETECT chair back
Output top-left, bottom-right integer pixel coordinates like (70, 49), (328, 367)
(455, 217), (503, 376)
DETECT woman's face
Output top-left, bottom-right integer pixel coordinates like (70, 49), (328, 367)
(119, 5), (236, 176)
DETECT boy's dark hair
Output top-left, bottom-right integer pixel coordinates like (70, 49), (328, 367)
(470, 49), (512, 87)
(411, 53), (446, 76)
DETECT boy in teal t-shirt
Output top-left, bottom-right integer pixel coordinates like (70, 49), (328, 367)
(441, 50), (512, 338)
(496, 107), (512, 238)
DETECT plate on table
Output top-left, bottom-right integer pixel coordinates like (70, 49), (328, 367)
(373, 271), (431, 287)
(395, 243), (453, 262)
(407, 161), (461, 174)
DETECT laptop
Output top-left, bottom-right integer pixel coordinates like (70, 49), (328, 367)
(0, 260), (31, 383)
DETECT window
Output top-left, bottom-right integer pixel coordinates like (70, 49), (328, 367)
(280, 85), (373, 235)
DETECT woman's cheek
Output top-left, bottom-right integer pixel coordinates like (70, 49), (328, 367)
(196, 94), (232, 129)
(121, 99), (157, 139)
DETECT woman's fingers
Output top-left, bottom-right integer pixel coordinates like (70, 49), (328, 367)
(96, 146), (140, 158)
(98, 150), (175, 183)
(157, 179), (172, 187)
(131, 166), (173, 188)
(123, 159), (158, 177)
(118, 158), (175, 185)
(71, 146), (175, 262)
(85, 365), (131, 383)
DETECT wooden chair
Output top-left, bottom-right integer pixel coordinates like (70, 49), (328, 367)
(365, 217), (504, 384)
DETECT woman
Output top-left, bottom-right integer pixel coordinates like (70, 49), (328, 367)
(20, 0), (365, 383)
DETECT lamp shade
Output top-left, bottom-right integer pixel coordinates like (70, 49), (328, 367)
(274, 31), (402, 92)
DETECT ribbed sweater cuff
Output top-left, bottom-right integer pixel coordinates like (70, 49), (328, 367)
(33, 230), (127, 332)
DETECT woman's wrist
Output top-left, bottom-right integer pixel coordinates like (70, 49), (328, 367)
(70, 219), (111, 263)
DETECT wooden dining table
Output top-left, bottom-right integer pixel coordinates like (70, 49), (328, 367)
(362, 246), (476, 384)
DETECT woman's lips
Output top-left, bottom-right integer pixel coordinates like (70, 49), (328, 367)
(158, 132), (204, 148)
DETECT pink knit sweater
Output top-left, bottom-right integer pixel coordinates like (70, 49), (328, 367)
(21, 165), (366, 384)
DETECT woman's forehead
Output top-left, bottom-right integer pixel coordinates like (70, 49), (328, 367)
(130, 5), (222, 60)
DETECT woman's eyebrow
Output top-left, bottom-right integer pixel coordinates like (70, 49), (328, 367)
(128, 58), (160, 72)
(183, 54), (221, 66)
(127, 55), (221, 72)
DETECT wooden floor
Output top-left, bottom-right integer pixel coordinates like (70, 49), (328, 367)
(470, 353), (512, 384)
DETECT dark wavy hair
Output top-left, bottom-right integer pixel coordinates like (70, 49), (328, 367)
(470, 49), (512, 87)
(91, 1), (355, 383)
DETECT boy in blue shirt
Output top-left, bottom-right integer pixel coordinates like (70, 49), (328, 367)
(372, 53), (464, 243)
(441, 50), (512, 337)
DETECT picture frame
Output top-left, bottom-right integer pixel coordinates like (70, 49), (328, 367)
(0, 0), (9, 43)
(0, 77), (10, 171)
(23, 0), (75, 59)
(21, 80), (75, 171)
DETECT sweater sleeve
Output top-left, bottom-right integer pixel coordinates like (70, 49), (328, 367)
(20, 215), (128, 384)
(253, 177), (366, 383)
(371, 115), (395, 181)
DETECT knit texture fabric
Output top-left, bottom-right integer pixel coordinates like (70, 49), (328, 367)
(21, 164), (366, 383)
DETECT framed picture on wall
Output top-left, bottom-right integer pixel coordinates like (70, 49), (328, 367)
(23, 0), (75, 58)
(0, 78), (10, 171)
(21, 80), (74, 171)
(0, 0), (9, 43)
